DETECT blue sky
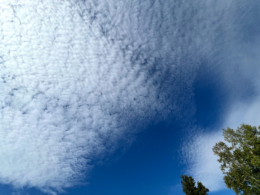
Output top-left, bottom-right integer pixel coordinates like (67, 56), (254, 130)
(0, 0), (260, 195)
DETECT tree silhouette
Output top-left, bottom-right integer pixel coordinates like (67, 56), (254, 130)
(180, 175), (209, 195)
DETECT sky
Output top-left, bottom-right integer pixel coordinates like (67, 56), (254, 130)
(0, 0), (259, 195)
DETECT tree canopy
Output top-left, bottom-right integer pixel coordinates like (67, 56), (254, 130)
(212, 124), (260, 195)
(180, 175), (209, 195)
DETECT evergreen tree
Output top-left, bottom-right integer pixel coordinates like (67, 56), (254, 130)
(180, 175), (209, 195)
(212, 124), (260, 195)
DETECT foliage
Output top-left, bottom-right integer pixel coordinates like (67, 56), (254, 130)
(180, 175), (209, 195)
(212, 124), (260, 195)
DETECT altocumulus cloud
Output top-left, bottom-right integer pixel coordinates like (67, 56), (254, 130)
(1, 0), (258, 194)
(0, 0), (201, 193)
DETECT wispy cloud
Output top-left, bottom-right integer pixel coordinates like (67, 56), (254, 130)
(181, 129), (227, 191)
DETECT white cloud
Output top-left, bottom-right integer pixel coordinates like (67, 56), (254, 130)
(182, 129), (226, 191)
(224, 100), (260, 130)
(0, 0), (202, 194)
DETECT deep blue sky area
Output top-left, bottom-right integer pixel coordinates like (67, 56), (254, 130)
(192, 62), (232, 129)
(82, 122), (184, 195)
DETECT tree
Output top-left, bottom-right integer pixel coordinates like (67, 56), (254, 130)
(180, 175), (209, 195)
(212, 124), (260, 195)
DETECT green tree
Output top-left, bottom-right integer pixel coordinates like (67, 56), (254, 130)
(212, 124), (260, 195)
(180, 175), (209, 195)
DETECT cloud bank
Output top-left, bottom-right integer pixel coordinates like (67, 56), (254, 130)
(1, 0), (259, 194)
